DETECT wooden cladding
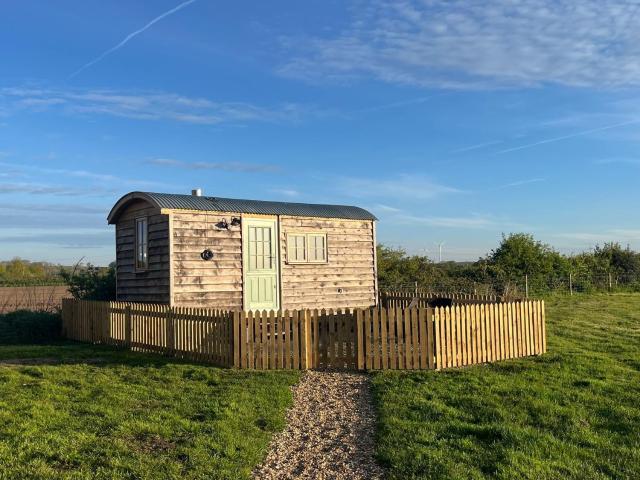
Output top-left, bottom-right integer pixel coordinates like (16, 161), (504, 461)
(62, 299), (546, 371)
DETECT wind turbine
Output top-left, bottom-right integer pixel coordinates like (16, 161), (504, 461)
(435, 241), (445, 263)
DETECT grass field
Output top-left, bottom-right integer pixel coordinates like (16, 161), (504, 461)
(372, 294), (640, 479)
(3, 295), (639, 479)
(0, 336), (300, 479)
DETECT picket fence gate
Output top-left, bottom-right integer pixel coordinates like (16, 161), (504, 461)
(62, 298), (546, 371)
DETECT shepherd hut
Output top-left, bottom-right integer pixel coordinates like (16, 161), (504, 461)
(107, 190), (378, 311)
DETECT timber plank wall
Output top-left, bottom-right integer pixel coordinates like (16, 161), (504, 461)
(279, 216), (376, 310)
(171, 211), (243, 309)
(118, 209), (378, 310)
(115, 199), (170, 303)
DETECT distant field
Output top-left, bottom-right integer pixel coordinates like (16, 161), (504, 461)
(0, 286), (69, 313)
(371, 294), (640, 479)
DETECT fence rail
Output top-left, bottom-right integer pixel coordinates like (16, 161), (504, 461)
(380, 290), (498, 308)
(62, 299), (546, 371)
(62, 299), (234, 366)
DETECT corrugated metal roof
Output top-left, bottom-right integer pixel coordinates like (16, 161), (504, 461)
(108, 191), (377, 223)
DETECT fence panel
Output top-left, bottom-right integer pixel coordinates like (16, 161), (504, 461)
(61, 299), (234, 367)
(61, 299), (545, 371)
(380, 290), (498, 309)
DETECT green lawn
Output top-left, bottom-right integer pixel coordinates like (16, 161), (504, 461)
(372, 294), (640, 479)
(0, 340), (300, 479)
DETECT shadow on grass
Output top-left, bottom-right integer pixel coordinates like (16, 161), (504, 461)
(0, 339), (235, 370)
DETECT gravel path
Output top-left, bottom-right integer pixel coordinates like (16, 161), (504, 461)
(253, 370), (384, 480)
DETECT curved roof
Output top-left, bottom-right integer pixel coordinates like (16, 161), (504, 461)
(107, 191), (377, 224)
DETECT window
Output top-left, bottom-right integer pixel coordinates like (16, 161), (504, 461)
(287, 233), (327, 264)
(307, 234), (327, 262)
(135, 217), (148, 270)
(288, 234), (306, 263)
(248, 225), (273, 270)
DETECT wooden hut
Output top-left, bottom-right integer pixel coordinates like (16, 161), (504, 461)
(107, 190), (378, 311)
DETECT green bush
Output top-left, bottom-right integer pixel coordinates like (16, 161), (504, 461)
(59, 263), (116, 301)
(0, 310), (61, 345)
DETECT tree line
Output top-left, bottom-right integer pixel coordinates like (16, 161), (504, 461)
(0, 259), (116, 300)
(0, 259), (64, 285)
(4, 233), (640, 298)
(378, 233), (640, 295)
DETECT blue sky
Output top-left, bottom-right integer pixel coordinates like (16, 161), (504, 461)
(1, 0), (640, 265)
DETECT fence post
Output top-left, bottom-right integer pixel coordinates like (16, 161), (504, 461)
(569, 273), (573, 296)
(414, 281), (418, 296)
(300, 310), (311, 369)
(124, 304), (132, 348)
(233, 311), (240, 368)
(166, 307), (174, 354)
(608, 272), (613, 292)
(525, 275), (529, 299)
(60, 299), (67, 337)
(356, 309), (365, 370)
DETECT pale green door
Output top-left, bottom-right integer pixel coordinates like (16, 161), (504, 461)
(243, 218), (279, 311)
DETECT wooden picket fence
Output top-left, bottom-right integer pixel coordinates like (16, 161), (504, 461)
(235, 310), (358, 370)
(359, 301), (545, 370)
(381, 290), (498, 308)
(62, 299), (545, 371)
(62, 299), (234, 366)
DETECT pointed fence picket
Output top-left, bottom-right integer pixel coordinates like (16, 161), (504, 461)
(61, 298), (546, 370)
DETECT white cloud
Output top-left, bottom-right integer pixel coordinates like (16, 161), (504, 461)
(372, 204), (402, 213)
(0, 182), (114, 197)
(355, 95), (440, 113)
(594, 157), (640, 167)
(499, 178), (545, 188)
(0, 230), (112, 248)
(338, 174), (462, 201)
(554, 229), (640, 244)
(279, 0), (640, 89)
(0, 202), (106, 214)
(0, 86), (306, 125)
(268, 188), (301, 197)
(147, 158), (279, 173)
(398, 214), (495, 229)
(0, 162), (164, 188)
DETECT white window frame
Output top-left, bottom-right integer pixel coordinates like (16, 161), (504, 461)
(286, 233), (307, 264)
(286, 232), (328, 264)
(135, 216), (149, 271)
(306, 233), (327, 263)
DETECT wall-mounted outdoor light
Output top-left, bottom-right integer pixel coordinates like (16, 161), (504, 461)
(230, 217), (241, 227)
(200, 249), (214, 261)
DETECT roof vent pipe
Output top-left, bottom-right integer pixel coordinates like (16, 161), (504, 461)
(191, 188), (202, 197)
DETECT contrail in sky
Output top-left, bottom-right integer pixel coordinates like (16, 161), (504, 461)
(494, 118), (640, 154)
(69, 0), (198, 79)
(450, 140), (503, 154)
